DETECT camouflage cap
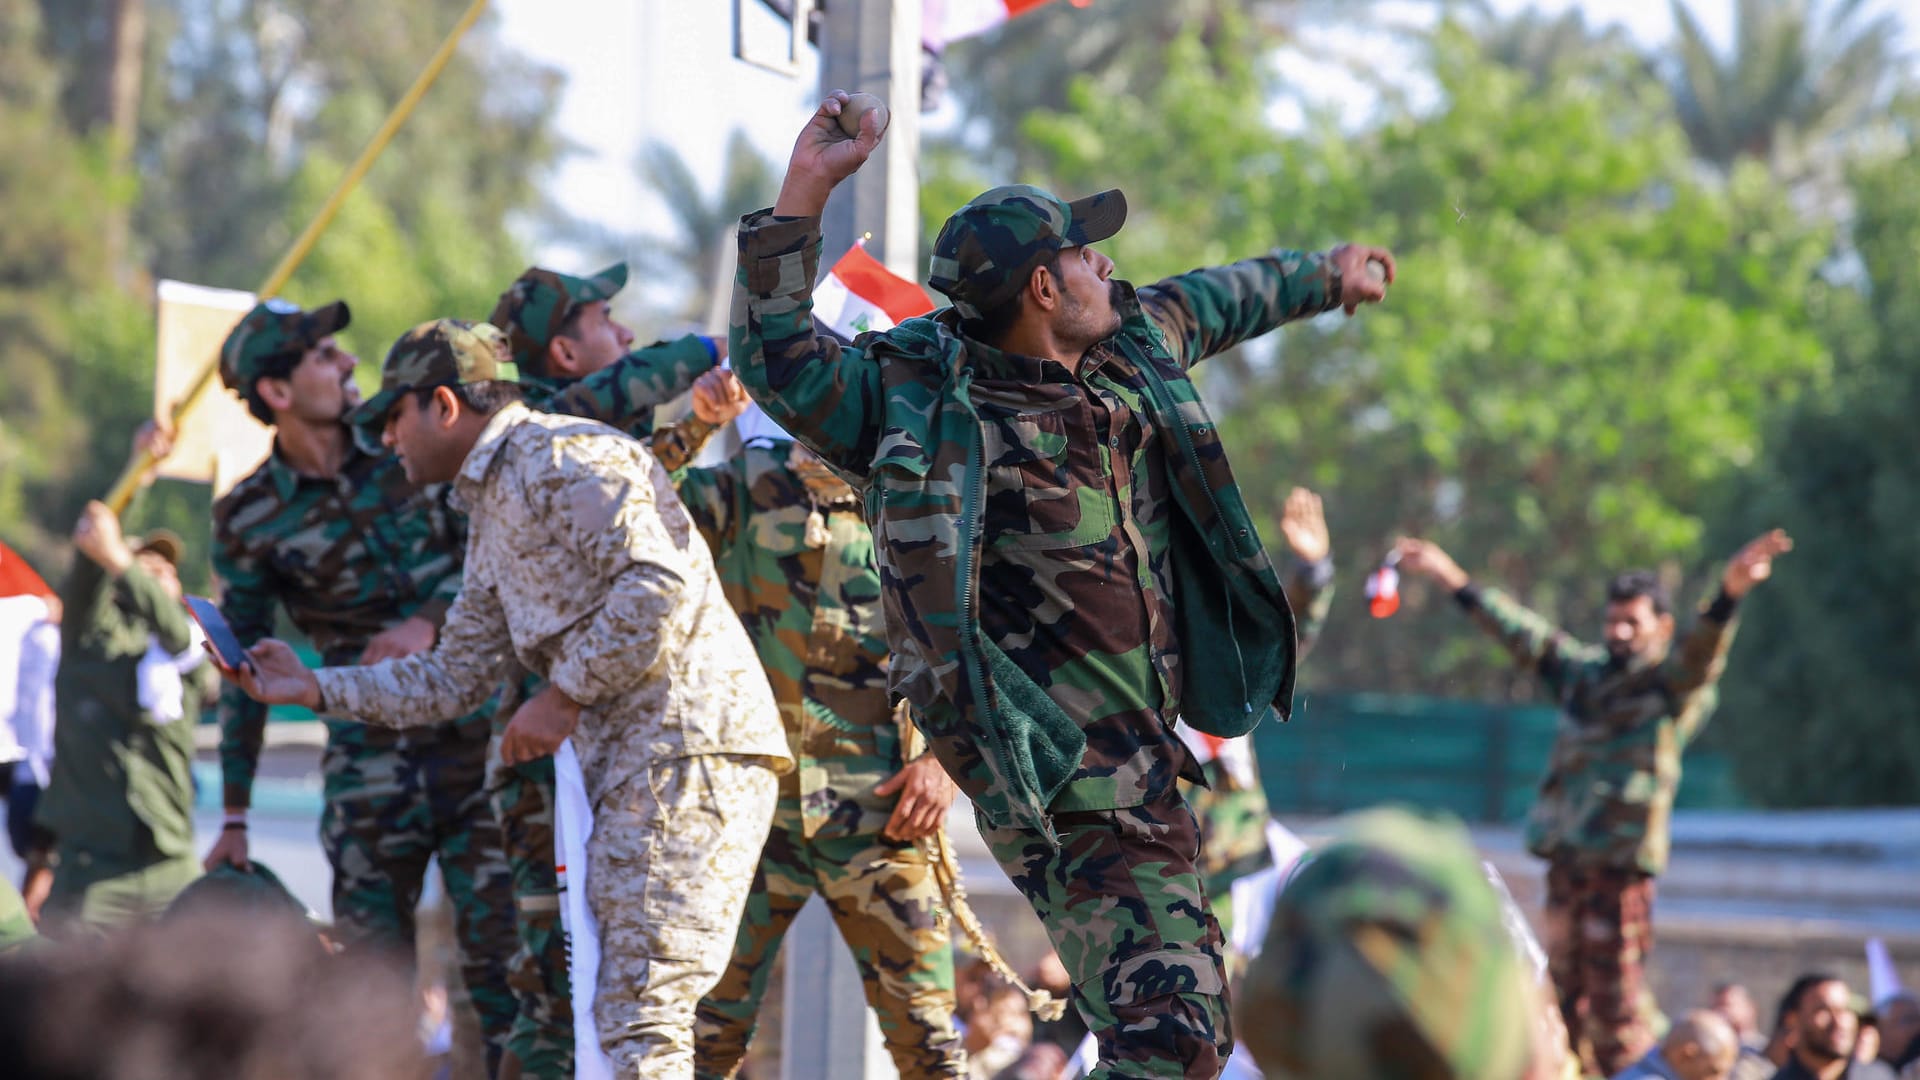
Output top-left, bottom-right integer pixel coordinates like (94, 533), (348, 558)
(165, 860), (320, 925)
(927, 185), (1127, 320)
(345, 319), (510, 451)
(219, 298), (351, 392)
(489, 262), (628, 367)
(1237, 807), (1536, 1080)
(133, 529), (185, 567)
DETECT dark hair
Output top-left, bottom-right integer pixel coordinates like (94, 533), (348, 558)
(519, 302), (592, 379)
(1605, 569), (1670, 616)
(242, 350), (306, 425)
(409, 379), (525, 417)
(960, 253), (1061, 347)
(1777, 973), (1845, 1031)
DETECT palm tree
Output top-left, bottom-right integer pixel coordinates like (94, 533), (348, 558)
(631, 129), (780, 324)
(1461, 5), (1649, 89)
(1665, 0), (1906, 176)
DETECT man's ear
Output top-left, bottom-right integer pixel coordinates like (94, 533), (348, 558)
(255, 376), (295, 414)
(546, 336), (580, 378)
(1027, 264), (1059, 313)
(432, 385), (463, 430)
(1658, 612), (1676, 638)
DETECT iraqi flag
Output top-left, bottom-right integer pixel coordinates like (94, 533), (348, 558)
(0, 540), (51, 599)
(812, 241), (935, 339)
(932, 0), (1089, 46)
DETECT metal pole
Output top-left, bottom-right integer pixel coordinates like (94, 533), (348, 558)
(780, 3), (920, 1078)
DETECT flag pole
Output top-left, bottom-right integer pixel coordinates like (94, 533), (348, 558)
(104, 0), (493, 515)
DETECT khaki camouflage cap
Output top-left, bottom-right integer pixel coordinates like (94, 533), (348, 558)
(1237, 807), (1536, 1080)
(346, 319), (510, 452)
(219, 298), (351, 392)
(927, 185), (1127, 320)
(488, 262), (628, 367)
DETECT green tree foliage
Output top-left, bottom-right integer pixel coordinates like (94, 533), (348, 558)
(0, 0), (562, 589)
(1008, 19), (1834, 703)
(1699, 119), (1920, 806)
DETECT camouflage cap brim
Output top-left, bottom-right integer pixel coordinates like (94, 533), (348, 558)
(306, 299), (351, 341)
(346, 386), (406, 456)
(1063, 189), (1128, 247)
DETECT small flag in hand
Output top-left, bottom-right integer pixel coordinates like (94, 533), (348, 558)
(1366, 551), (1401, 619)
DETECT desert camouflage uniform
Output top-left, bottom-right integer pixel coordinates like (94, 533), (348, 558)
(1236, 807), (1538, 1080)
(732, 185), (1358, 1078)
(484, 263), (725, 1078)
(323, 320), (789, 1079)
(678, 438), (964, 1079)
(1183, 557), (1335, 920)
(1454, 582), (1740, 1075)
(216, 302), (713, 1077)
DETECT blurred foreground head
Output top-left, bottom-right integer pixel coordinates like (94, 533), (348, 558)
(0, 903), (426, 1080)
(1235, 807), (1536, 1080)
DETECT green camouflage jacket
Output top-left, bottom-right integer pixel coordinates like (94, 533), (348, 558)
(1459, 585), (1739, 875)
(516, 332), (721, 469)
(37, 559), (208, 866)
(732, 212), (1344, 836)
(675, 438), (900, 840)
(215, 339), (716, 808)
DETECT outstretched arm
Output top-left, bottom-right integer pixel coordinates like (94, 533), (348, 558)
(1667, 529), (1791, 742)
(1396, 537), (1595, 692)
(731, 92), (888, 477)
(1138, 245), (1393, 370)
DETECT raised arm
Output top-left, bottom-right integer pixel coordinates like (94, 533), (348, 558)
(730, 92), (889, 476)
(545, 332), (719, 435)
(1277, 488), (1336, 654)
(1395, 538), (1597, 692)
(1667, 529), (1791, 743)
(1137, 243), (1393, 370)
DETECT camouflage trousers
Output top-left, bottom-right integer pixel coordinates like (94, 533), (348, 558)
(691, 795), (965, 1079)
(589, 753), (779, 1080)
(1542, 860), (1657, 1076)
(489, 752), (572, 1080)
(979, 789), (1232, 1080)
(1183, 758), (1273, 938)
(320, 733), (519, 1077)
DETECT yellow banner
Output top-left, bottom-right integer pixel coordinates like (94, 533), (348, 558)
(153, 280), (273, 497)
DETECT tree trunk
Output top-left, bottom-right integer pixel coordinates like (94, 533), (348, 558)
(102, 0), (144, 280)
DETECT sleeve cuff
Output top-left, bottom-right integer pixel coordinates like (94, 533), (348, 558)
(1704, 589), (1739, 623)
(739, 211), (824, 262)
(1296, 555), (1335, 591)
(1454, 583), (1482, 611)
(221, 783), (254, 811)
(699, 335), (719, 363)
(413, 597), (453, 630)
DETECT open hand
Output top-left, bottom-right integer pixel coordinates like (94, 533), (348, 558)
(773, 91), (886, 217)
(500, 684), (582, 765)
(1721, 529), (1792, 600)
(873, 754), (959, 842)
(1279, 487), (1330, 564)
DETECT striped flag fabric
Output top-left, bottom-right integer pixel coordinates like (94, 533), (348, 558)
(811, 240), (935, 338)
(933, 0), (1088, 45)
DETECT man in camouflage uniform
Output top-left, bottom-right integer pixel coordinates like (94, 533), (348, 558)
(1235, 807), (1540, 1080)
(679, 417), (966, 1079)
(1180, 487), (1335, 921)
(730, 93), (1394, 1078)
(1394, 529), (1793, 1075)
(226, 319), (790, 1080)
(482, 262), (737, 1077)
(35, 499), (210, 933)
(207, 300), (717, 1076)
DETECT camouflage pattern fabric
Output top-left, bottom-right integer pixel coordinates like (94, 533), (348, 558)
(311, 403), (790, 808)
(692, 795), (964, 1079)
(926, 186), (1128, 319)
(488, 262), (629, 369)
(588, 755), (777, 1077)
(346, 319), (512, 450)
(1543, 862), (1657, 1076)
(1236, 807), (1536, 1080)
(1454, 584), (1739, 876)
(675, 439), (963, 1077)
(218, 297), (350, 391)
(1186, 557), (1336, 908)
(317, 729), (519, 1073)
(730, 204), (1344, 836)
(673, 438), (900, 840)
(978, 790), (1229, 1080)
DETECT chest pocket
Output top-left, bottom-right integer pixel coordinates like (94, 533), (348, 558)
(979, 406), (1116, 552)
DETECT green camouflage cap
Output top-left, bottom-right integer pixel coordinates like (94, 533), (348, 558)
(345, 318), (510, 452)
(489, 261), (628, 367)
(927, 185), (1127, 320)
(1237, 807), (1536, 1080)
(165, 860), (320, 924)
(218, 298), (351, 392)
